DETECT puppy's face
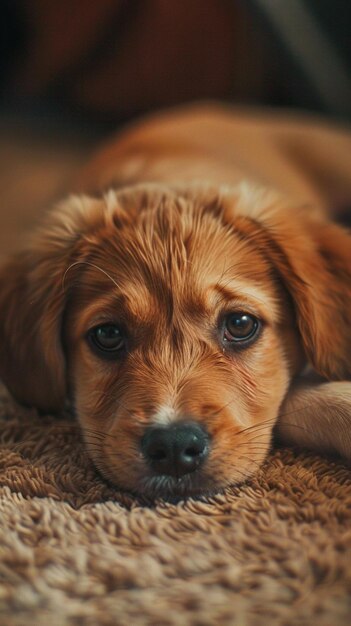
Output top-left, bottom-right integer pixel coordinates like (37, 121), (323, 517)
(65, 196), (302, 497)
(0, 185), (350, 498)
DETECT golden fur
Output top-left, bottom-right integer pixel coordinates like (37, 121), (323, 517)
(0, 105), (350, 498)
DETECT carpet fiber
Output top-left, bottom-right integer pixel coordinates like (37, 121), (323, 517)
(0, 385), (350, 626)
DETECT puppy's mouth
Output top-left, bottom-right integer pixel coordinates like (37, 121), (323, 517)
(137, 470), (223, 500)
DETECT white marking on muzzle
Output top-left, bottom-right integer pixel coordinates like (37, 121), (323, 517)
(152, 405), (178, 426)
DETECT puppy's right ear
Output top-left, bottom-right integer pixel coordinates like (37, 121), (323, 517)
(0, 251), (67, 412)
(0, 195), (107, 413)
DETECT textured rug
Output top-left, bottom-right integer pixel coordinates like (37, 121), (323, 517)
(0, 385), (350, 626)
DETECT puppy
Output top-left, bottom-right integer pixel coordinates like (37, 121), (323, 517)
(0, 104), (350, 498)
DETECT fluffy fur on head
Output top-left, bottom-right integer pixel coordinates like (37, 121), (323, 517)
(0, 182), (350, 498)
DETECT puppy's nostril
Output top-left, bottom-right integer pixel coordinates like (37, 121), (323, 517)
(141, 422), (209, 478)
(185, 447), (197, 456)
(150, 448), (167, 461)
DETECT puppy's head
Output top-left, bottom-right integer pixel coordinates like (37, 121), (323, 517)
(0, 184), (350, 498)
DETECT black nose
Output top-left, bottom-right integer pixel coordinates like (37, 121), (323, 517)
(141, 422), (209, 478)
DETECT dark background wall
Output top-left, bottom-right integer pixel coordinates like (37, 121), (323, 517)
(1, 0), (350, 131)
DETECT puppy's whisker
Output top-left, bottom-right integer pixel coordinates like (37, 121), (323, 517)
(235, 454), (267, 470)
(232, 402), (319, 441)
(240, 439), (270, 450)
(67, 424), (110, 440)
(236, 423), (277, 439)
(222, 466), (255, 485)
(82, 428), (118, 442)
(277, 402), (314, 420)
(90, 391), (137, 420)
(275, 421), (322, 437)
(244, 432), (275, 443)
(215, 261), (243, 282)
(231, 417), (277, 438)
(210, 393), (244, 417)
(62, 261), (120, 293)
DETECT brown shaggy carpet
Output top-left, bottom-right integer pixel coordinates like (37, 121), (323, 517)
(0, 384), (350, 626)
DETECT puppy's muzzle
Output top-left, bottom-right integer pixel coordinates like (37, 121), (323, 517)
(141, 422), (209, 478)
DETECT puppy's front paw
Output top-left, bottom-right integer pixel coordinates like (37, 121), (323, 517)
(277, 380), (351, 462)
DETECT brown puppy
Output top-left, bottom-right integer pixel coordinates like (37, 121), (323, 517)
(0, 104), (350, 498)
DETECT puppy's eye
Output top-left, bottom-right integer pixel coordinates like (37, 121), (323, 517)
(89, 324), (125, 354)
(223, 312), (259, 343)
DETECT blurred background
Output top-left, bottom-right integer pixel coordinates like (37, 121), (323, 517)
(2, 0), (351, 124)
(0, 0), (350, 254)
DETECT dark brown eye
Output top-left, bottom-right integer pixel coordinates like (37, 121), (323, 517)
(89, 324), (125, 354)
(223, 312), (259, 343)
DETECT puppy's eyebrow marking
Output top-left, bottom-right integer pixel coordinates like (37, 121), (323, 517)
(211, 280), (279, 321)
(62, 261), (120, 293)
(213, 279), (269, 303)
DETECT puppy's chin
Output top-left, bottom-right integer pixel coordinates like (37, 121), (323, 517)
(133, 472), (250, 501)
(98, 463), (264, 501)
(135, 474), (227, 501)
(94, 466), (239, 501)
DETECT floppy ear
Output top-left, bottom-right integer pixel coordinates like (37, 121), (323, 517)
(282, 218), (351, 380)
(0, 194), (106, 413)
(0, 250), (66, 412)
(231, 194), (351, 380)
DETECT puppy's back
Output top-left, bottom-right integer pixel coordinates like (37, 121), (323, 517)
(75, 103), (351, 215)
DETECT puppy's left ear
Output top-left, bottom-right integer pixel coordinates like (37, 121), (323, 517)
(268, 213), (350, 380)
(231, 195), (351, 380)
(299, 219), (351, 380)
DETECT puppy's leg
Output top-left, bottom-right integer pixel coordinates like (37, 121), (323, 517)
(276, 378), (351, 462)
